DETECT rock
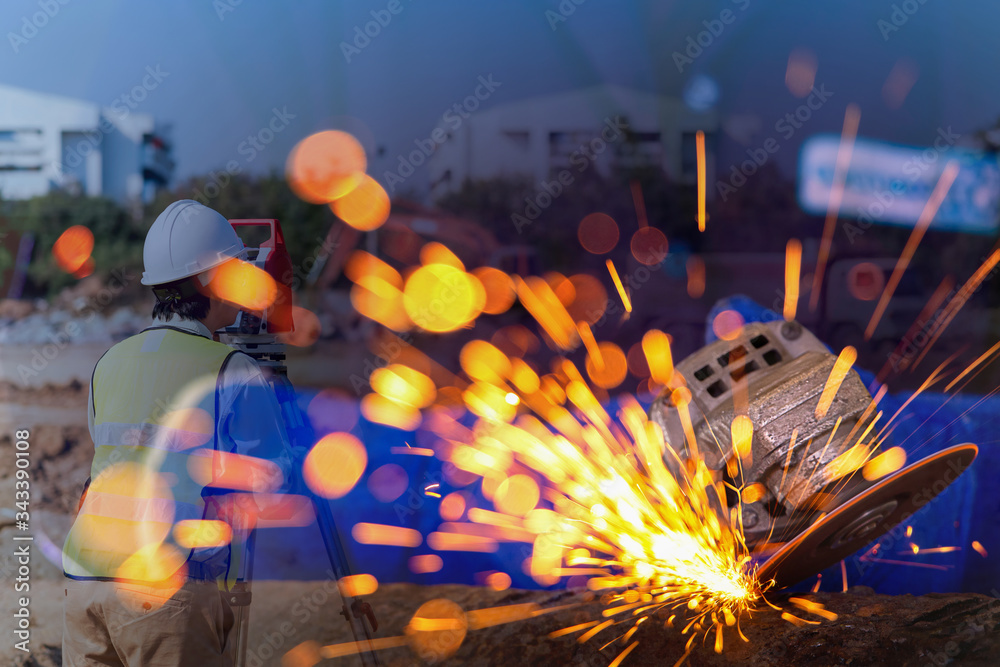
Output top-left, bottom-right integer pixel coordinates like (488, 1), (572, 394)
(0, 299), (34, 319)
(12, 643), (61, 667)
(297, 585), (1000, 667)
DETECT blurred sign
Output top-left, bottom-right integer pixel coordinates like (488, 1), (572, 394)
(798, 134), (1000, 234)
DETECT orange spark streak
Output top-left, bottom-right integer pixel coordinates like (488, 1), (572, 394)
(782, 612), (821, 626)
(903, 546), (959, 554)
(578, 322), (604, 370)
(815, 347), (857, 419)
(972, 541), (988, 558)
(610, 640), (640, 667)
(579, 619), (614, 643)
(840, 560), (848, 593)
(784, 239), (802, 321)
(876, 276), (954, 382)
(466, 603), (540, 630)
(865, 161), (960, 339)
(642, 330), (674, 386)
(859, 557), (950, 571)
(687, 256), (706, 298)
(550, 620), (600, 638)
(789, 597), (838, 621)
(390, 446), (434, 456)
(319, 636), (409, 659)
(514, 276), (579, 350)
(631, 180), (648, 229)
(811, 104), (860, 311)
(910, 249), (1000, 371)
(696, 131), (707, 232)
(606, 259), (633, 312)
(945, 340), (1000, 392)
(843, 385), (887, 446)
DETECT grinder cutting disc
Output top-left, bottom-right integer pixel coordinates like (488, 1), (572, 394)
(755, 443), (977, 589)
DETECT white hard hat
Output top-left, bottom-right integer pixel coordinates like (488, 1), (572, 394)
(141, 200), (247, 286)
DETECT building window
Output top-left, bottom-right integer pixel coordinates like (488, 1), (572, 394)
(616, 131), (663, 169)
(549, 130), (593, 173)
(502, 130), (530, 151)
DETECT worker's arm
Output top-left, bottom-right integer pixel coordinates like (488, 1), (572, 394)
(216, 352), (294, 511)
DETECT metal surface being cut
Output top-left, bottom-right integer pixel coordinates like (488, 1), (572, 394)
(755, 443), (978, 589)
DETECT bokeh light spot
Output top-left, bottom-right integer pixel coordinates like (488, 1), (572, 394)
(439, 492), (466, 521)
(209, 259), (278, 312)
(278, 305), (322, 347)
(303, 433), (367, 498)
(406, 598), (467, 660)
(403, 264), (484, 332)
(367, 463), (409, 503)
(494, 474), (540, 517)
(409, 554), (444, 574)
(584, 342), (628, 389)
(361, 393), (423, 431)
(578, 213), (619, 254)
(847, 262), (885, 302)
(331, 174), (390, 231)
(53, 225), (94, 274)
(712, 309), (745, 341)
(785, 49), (818, 98)
(630, 227), (668, 266)
(286, 130), (366, 203)
(472, 267), (515, 315)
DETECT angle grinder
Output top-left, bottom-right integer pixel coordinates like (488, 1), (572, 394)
(649, 319), (976, 588)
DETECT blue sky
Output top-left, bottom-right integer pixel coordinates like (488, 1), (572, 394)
(2, 0), (999, 190)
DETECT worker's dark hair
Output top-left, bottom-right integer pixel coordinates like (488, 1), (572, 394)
(151, 278), (211, 321)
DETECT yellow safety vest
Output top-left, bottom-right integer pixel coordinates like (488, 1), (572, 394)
(63, 326), (239, 584)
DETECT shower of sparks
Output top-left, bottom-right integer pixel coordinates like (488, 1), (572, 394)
(267, 130), (991, 667)
(811, 103), (860, 311)
(865, 160), (960, 340)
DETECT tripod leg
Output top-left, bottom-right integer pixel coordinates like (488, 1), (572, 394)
(266, 371), (381, 665)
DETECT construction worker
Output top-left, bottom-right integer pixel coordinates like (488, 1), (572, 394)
(62, 200), (293, 666)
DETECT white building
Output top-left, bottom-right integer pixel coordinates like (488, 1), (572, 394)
(426, 84), (718, 198)
(0, 83), (173, 204)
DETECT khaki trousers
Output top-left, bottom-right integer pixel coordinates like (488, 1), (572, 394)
(63, 578), (235, 667)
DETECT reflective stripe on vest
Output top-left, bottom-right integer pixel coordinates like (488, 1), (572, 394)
(63, 327), (236, 583)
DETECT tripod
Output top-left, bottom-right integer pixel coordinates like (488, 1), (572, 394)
(221, 330), (381, 667)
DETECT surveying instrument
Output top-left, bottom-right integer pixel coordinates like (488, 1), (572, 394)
(218, 219), (381, 666)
